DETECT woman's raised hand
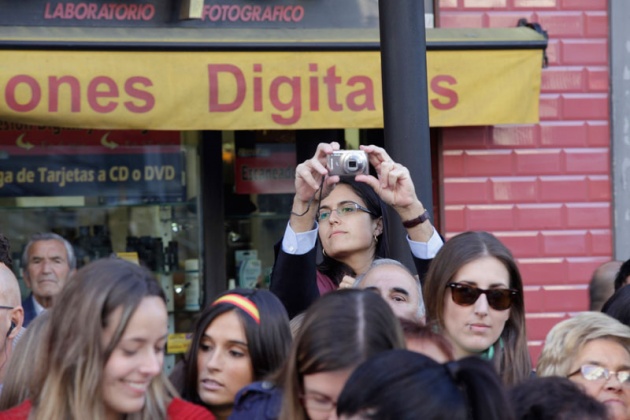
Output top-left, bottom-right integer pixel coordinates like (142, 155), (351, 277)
(294, 142), (341, 203)
(357, 145), (434, 242)
(356, 145), (419, 211)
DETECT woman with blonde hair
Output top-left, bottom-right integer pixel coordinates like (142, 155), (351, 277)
(0, 258), (213, 420)
(423, 231), (531, 386)
(537, 312), (630, 420)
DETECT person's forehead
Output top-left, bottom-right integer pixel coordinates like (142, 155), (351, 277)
(576, 338), (630, 364)
(30, 239), (67, 256)
(320, 184), (363, 207)
(363, 265), (417, 292)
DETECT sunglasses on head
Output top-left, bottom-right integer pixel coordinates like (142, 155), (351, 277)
(447, 283), (518, 311)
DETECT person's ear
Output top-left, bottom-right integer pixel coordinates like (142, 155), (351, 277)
(374, 217), (384, 237)
(8, 306), (24, 339)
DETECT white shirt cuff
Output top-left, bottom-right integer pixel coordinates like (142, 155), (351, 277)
(408, 228), (443, 259)
(282, 222), (319, 255)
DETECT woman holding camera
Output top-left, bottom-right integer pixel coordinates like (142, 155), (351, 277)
(270, 142), (442, 319)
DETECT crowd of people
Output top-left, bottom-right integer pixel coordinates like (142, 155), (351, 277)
(0, 142), (628, 419)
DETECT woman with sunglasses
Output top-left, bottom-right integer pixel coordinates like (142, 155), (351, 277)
(537, 312), (630, 420)
(271, 142), (443, 318)
(423, 231), (531, 386)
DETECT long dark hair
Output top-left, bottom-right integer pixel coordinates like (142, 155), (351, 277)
(317, 178), (390, 283)
(509, 376), (607, 420)
(337, 350), (514, 420)
(614, 258), (630, 291)
(279, 289), (405, 420)
(423, 231), (531, 386)
(602, 285), (630, 326)
(180, 288), (292, 406)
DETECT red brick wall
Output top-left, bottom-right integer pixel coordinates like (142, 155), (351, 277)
(438, 0), (610, 363)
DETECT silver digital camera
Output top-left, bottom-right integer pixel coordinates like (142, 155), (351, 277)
(327, 150), (369, 176)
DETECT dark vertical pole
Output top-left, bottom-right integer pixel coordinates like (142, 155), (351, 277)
(379, 0), (433, 269)
(200, 131), (226, 305)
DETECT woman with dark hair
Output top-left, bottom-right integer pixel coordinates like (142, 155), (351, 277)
(279, 289), (405, 420)
(271, 142), (442, 318)
(176, 288), (291, 420)
(509, 376), (608, 420)
(423, 231), (531, 386)
(613, 258), (630, 291)
(0, 258), (213, 419)
(336, 349), (513, 420)
(603, 282), (630, 327)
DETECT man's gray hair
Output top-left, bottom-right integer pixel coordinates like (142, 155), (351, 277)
(354, 258), (425, 319)
(21, 232), (76, 270)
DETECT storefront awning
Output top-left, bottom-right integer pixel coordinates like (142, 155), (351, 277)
(0, 28), (545, 130)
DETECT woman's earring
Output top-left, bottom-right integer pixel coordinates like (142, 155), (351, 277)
(322, 248), (327, 257)
(373, 233), (379, 244)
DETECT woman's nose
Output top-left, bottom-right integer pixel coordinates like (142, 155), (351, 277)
(327, 209), (342, 223)
(473, 293), (489, 316)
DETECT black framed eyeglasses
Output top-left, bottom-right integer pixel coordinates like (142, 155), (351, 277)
(316, 201), (376, 222)
(568, 364), (630, 385)
(0, 306), (14, 311)
(447, 283), (518, 311)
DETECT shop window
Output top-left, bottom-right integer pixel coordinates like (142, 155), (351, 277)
(0, 126), (202, 373)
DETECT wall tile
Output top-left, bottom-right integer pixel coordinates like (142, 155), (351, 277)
(491, 177), (538, 202)
(541, 230), (589, 256)
(539, 121), (587, 147)
(465, 150), (514, 176)
(565, 203), (611, 229)
(444, 178), (490, 204)
(562, 94), (609, 120)
(564, 148), (609, 174)
(561, 39), (608, 65)
(514, 149), (563, 175)
(463, 0), (507, 8)
(541, 67), (585, 92)
(537, 11), (584, 37)
(466, 205), (515, 230)
(584, 11), (608, 37)
(519, 257), (568, 285)
(515, 204), (564, 230)
(539, 176), (588, 202)
(496, 231), (541, 257)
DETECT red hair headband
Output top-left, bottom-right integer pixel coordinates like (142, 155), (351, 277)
(212, 294), (260, 324)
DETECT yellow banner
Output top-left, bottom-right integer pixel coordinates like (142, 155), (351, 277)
(0, 50), (541, 129)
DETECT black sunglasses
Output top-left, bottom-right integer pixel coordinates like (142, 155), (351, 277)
(447, 283), (518, 311)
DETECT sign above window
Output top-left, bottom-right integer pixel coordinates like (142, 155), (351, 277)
(0, 0), (380, 29)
